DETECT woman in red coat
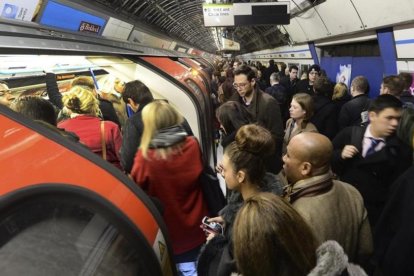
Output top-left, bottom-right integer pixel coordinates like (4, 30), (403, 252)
(58, 86), (122, 169)
(130, 100), (208, 275)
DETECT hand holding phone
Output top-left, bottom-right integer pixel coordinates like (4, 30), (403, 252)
(201, 216), (224, 235)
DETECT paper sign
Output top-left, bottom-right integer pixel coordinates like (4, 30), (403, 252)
(0, 0), (40, 21)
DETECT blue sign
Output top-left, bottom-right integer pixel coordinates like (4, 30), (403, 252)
(39, 0), (106, 34)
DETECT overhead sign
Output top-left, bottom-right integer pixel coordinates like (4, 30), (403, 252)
(39, 0), (106, 35)
(102, 17), (134, 40)
(202, 2), (289, 27)
(202, 4), (234, 27)
(0, 0), (40, 21)
(221, 37), (240, 51)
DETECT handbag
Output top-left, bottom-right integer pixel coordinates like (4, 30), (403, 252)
(199, 165), (227, 216)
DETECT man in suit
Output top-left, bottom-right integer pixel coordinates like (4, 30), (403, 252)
(332, 94), (412, 227)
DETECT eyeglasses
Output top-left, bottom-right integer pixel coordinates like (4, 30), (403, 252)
(233, 82), (250, 89)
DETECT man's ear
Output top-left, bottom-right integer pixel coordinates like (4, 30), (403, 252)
(301, 162), (312, 177)
(368, 111), (377, 122)
(250, 78), (256, 87)
(237, 170), (246, 184)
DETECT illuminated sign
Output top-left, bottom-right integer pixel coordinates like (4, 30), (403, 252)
(40, 0), (106, 35)
(202, 4), (234, 27)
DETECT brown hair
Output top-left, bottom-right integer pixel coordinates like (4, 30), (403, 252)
(225, 124), (274, 185)
(382, 75), (404, 96)
(292, 93), (314, 127)
(233, 192), (317, 276)
(71, 76), (95, 91)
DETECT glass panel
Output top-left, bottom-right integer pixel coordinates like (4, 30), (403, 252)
(0, 196), (155, 276)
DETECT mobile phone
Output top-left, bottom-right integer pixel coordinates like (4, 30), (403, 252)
(202, 216), (223, 234)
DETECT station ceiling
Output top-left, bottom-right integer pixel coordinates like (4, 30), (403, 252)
(87, 0), (322, 54)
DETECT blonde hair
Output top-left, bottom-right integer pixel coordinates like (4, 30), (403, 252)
(332, 82), (348, 100)
(140, 101), (184, 159)
(233, 193), (317, 276)
(62, 86), (99, 116)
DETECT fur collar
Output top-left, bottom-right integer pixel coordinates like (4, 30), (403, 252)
(308, 241), (367, 276)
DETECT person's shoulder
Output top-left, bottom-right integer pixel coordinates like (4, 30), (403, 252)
(333, 180), (365, 203)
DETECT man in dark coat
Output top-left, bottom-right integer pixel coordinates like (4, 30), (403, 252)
(265, 72), (288, 125)
(262, 59), (279, 88)
(311, 76), (338, 140)
(338, 76), (371, 129)
(120, 80), (154, 173)
(230, 65), (284, 173)
(332, 95), (412, 228)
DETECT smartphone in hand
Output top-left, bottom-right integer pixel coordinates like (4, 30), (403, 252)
(201, 216), (224, 235)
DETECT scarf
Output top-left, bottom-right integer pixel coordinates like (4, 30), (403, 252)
(150, 125), (187, 148)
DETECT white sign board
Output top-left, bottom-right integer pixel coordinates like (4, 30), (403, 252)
(202, 4), (234, 27)
(0, 0), (40, 21)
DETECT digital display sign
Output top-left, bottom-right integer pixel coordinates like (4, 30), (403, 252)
(39, 0), (106, 34)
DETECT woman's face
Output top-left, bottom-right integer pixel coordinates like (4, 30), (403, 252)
(289, 99), (306, 120)
(222, 154), (240, 190)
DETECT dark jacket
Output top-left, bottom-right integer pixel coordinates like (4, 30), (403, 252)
(338, 94), (371, 130)
(263, 64), (279, 87)
(311, 94), (338, 140)
(400, 90), (414, 109)
(230, 88), (284, 173)
(373, 165), (414, 276)
(197, 173), (284, 276)
(332, 126), (412, 227)
(265, 83), (288, 124)
(295, 79), (314, 95)
(120, 105), (145, 173)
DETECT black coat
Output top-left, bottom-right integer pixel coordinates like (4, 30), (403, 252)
(295, 79), (314, 95)
(373, 166), (414, 276)
(332, 126), (412, 227)
(197, 173), (284, 276)
(311, 94), (338, 140)
(338, 94), (371, 130)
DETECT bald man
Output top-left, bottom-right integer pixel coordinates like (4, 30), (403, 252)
(283, 132), (372, 265)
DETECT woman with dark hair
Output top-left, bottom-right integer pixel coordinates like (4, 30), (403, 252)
(233, 193), (368, 276)
(216, 101), (252, 149)
(197, 124), (284, 276)
(283, 93), (318, 154)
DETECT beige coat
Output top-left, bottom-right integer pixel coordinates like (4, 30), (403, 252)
(283, 118), (318, 154)
(289, 172), (373, 264)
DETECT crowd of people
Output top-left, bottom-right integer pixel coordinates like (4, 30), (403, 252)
(1, 57), (414, 276)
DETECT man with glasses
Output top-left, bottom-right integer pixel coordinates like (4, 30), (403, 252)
(0, 81), (14, 107)
(230, 65), (284, 173)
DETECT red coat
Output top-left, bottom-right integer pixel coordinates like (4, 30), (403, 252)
(131, 136), (208, 255)
(58, 115), (122, 169)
